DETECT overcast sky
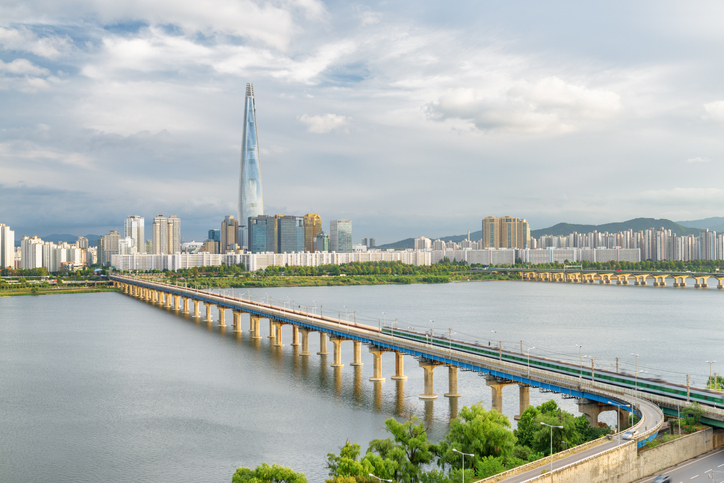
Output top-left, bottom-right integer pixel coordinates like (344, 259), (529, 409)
(2, 1), (724, 244)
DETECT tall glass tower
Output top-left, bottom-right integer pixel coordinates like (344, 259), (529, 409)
(238, 83), (264, 248)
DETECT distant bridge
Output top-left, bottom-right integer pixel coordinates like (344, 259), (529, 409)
(489, 268), (724, 288)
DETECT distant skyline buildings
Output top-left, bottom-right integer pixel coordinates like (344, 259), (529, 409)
(330, 220), (353, 253)
(0, 224), (14, 269)
(238, 83), (264, 248)
(482, 216), (531, 250)
(123, 216), (145, 254)
(152, 214), (181, 255)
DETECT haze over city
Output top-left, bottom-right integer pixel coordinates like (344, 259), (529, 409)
(2, 1), (724, 242)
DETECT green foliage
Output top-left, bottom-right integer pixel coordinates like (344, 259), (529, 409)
(682, 402), (703, 425)
(474, 456), (507, 479)
(707, 375), (724, 390)
(514, 406), (541, 449)
(367, 416), (434, 482)
(231, 463), (307, 483)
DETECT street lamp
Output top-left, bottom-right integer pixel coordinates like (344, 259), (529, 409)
(540, 422), (563, 474)
(631, 353), (639, 396)
(575, 344), (583, 385)
(707, 361), (716, 389)
(452, 448), (474, 483)
(368, 474), (392, 483)
(527, 346), (535, 378)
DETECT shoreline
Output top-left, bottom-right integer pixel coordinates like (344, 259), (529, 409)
(0, 287), (119, 297)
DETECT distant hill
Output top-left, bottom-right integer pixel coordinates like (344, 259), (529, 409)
(675, 217), (724, 233)
(15, 233), (102, 247)
(378, 218), (704, 250)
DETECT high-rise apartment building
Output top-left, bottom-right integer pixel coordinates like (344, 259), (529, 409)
(220, 215), (239, 253)
(276, 215), (305, 253)
(303, 214), (322, 253)
(102, 230), (122, 264)
(124, 216), (145, 253)
(0, 223), (15, 269)
(481, 216), (530, 249)
(20, 236), (43, 269)
(314, 232), (330, 252)
(238, 83), (264, 248)
(248, 215), (277, 253)
(152, 214), (181, 254)
(330, 220), (353, 253)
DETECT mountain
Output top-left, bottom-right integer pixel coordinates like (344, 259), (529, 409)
(15, 233), (102, 247)
(378, 218), (703, 249)
(675, 217), (724, 233)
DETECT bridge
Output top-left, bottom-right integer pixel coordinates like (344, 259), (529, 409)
(489, 267), (724, 288)
(110, 274), (724, 480)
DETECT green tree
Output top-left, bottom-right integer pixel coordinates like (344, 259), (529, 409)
(367, 416), (434, 482)
(232, 463), (307, 483)
(513, 406), (541, 449)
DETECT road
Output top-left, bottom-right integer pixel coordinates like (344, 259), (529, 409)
(636, 448), (724, 483)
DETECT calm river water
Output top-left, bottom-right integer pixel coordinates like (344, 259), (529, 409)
(1, 281), (723, 482)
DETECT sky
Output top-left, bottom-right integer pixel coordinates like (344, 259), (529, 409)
(2, 1), (724, 244)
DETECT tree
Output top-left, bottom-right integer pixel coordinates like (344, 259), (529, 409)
(232, 463), (307, 483)
(514, 406), (541, 449)
(367, 416), (434, 482)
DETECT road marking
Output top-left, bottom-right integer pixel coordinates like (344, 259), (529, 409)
(691, 476), (698, 479)
(719, 464), (724, 468)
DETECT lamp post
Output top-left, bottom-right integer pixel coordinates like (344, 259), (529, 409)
(452, 448), (474, 483)
(540, 422), (563, 474)
(635, 369), (646, 400)
(527, 346), (535, 378)
(492, 330), (497, 351)
(631, 353), (639, 396)
(575, 344), (583, 385)
(368, 474), (392, 483)
(707, 361), (716, 389)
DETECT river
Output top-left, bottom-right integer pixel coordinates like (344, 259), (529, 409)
(1, 281), (722, 482)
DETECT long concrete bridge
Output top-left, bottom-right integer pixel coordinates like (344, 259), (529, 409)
(490, 267), (724, 288)
(110, 274), (724, 477)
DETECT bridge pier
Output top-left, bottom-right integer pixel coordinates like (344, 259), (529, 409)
(218, 307), (226, 327)
(486, 377), (516, 413)
(273, 321), (284, 347)
(250, 315), (261, 339)
(369, 348), (386, 381)
(193, 300), (200, 318)
(351, 341), (363, 366)
(317, 333), (328, 355)
(291, 326), (300, 347)
(419, 361), (441, 399)
(174, 295), (180, 310)
(299, 328), (311, 356)
(391, 352), (407, 380)
(182, 297), (190, 314)
(204, 302), (213, 323)
(444, 366), (461, 398)
(232, 310), (242, 334)
(330, 337), (345, 367)
(268, 319), (275, 339)
(578, 399), (618, 426)
(515, 385), (530, 420)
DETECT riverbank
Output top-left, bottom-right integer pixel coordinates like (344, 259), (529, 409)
(0, 287), (119, 297)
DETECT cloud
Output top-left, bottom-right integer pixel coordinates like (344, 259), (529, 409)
(0, 26), (73, 59)
(685, 157), (710, 164)
(704, 101), (724, 123)
(0, 58), (49, 76)
(635, 187), (724, 204)
(297, 113), (350, 134)
(424, 77), (622, 134)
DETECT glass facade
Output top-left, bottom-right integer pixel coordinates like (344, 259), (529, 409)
(277, 215), (305, 253)
(303, 214), (322, 252)
(238, 83), (264, 247)
(330, 220), (353, 253)
(248, 215), (276, 253)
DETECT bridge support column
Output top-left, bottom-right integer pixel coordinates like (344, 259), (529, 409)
(291, 326), (300, 347)
(204, 303), (213, 323)
(351, 341), (363, 366)
(391, 352), (407, 380)
(444, 366), (461, 398)
(193, 300), (200, 318)
(369, 348), (386, 381)
(268, 319), (275, 339)
(317, 333), (328, 355)
(419, 362), (440, 399)
(299, 328), (311, 356)
(578, 400), (602, 425)
(330, 337), (344, 367)
(487, 378), (516, 413)
(618, 408), (630, 431)
(515, 385), (530, 420)
(182, 297), (189, 314)
(249, 315), (262, 339)
(166, 293), (173, 308)
(232, 311), (242, 334)
(218, 307), (226, 327)
(273, 321), (284, 347)
(174, 295), (181, 310)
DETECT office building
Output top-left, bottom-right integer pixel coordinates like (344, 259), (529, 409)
(124, 215), (145, 253)
(0, 223), (15, 269)
(314, 232), (329, 252)
(330, 220), (352, 253)
(248, 215), (277, 253)
(220, 215), (239, 253)
(238, 83), (264, 247)
(152, 214), (181, 254)
(303, 214), (322, 253)
(276, 215), (305, 253)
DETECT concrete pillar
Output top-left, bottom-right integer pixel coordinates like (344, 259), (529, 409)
(299, 328), (311, 356)
(351, 341), (363, 366)
(369, 348), (385, 381)
(232, 311), (242, 334)
(273, 321), (284, 347)
(250, 315), (261, 339)
(204, 302), (213, 323)
(317, 333), (328, 355)
(268, 319), (275, 339)
(444, 366), (461, 398)
(489, 383), (504, 413)
(578, 401), (602, 426)
(419, 362), (438, 399)
(193, 300), (200, 318)
(618, 408), (630, 430)
(291, 326), (300, 347)
(330, 337), (344, 367)
(166, 293), (172, 308)
(174, 295), (180, 310)
(218, 307), (226, 327)
(515, 385), (530, 420)
(183, 297), (190, 314)
(391, 352), (407, 380)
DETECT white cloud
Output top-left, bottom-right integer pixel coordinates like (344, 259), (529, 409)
(0, 58), (49, 76)
(685, 157), (710, 164)
(0, 26), (72, 59)
(297, 113), (350, 134)
(704, 101), (724, 123)
(636, 187), (724, 204)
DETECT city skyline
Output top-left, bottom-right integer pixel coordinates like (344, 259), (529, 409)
(2, 2), (724, 243)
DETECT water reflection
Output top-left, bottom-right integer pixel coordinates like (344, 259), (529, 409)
(372, 381), (383, 412)
(352, 366), (363, 403)
(448, 397), (458, 420)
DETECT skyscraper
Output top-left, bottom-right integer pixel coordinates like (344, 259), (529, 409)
(220, 215), (239, 253)
(248, 215), (277, 253)
(303, 214), (322, 252)
(0, 223), (15, 269)
(238, 83), (264, 248)
(152, 214), (181, 254)
(276, 215), (305, 253)
(481, 216), (530, 249)
(330, 220), (353, 253)
(124, 215), (145, 253)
